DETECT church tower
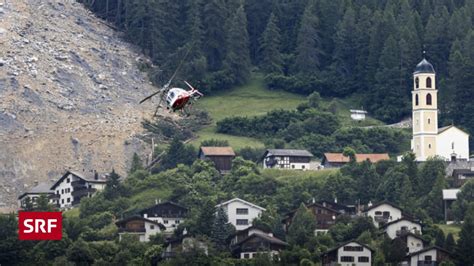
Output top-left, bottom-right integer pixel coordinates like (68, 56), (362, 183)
(412, 57), (437, 161)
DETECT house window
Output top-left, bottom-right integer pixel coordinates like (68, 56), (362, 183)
(343, 246), (363, 252)
(292, 165), (295, 169)
(317, 209), (322, 214)
(61, 189), (64, 194)
(340, 256), (354, 262)
(425, 255), (432, 261)
(426, 93), (432, 105)
(61, 199), (64, 204)
(67, 198), (70, 203)
(67, 178), (70, 183)
(163, 220), (169, 224)
(244, 254), (250, 259)
(302, 165), (305, 169)
(175, 220), (180, 224)
(415, 77), (419, 88)
(375, 211), (382, 215)
(150, 225), (155, 230)
(236, 219), (249, 225)
(415, 94), (419, 105)
(358, 256), (369, 262)
(236, 208), (249, 215)
(426, 77), (432, 88)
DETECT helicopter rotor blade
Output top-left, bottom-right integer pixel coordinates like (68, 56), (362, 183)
(183, 80), (196, 91)
(139, 90), (162, 104)
(163, 45), (193, 88)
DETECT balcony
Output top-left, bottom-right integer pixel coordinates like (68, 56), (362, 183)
(71, 187), (96, 198)
(417, 261), (437, 266)
(71, 180), (87, 188)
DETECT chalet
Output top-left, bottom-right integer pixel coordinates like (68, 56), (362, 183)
(442, 189), (460, 223)
(50, 170), (107, 209)
(216, 198), (266, 231)
(262, 149), (313, 170)
(230, 225), (272, 246)
(451, 168), (474, 187)
(18, 182), (55, 209)
(318, 199), (357, 216)
(283, 202), (340, 234)
(397, 232), (426, 254)
(232, 231), (288, 259)
(381, 217), (422, 239)
(321, 240), (374, 266)
(116, 215), (165, 242)
(404, 246), (452, 266)
(139, 201), (188, 233)
(364, 201), (403, 228)
(322, 153), (390, 168)
(198, 146), (235, 173)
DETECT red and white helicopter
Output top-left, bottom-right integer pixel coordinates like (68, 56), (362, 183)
(139, 55), (203, 115)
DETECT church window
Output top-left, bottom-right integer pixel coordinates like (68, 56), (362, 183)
(452, 142), (455, 149)
(415, 94), (419, 106)
(426, 77), (432, 88)
(428, 118), (431, 124)
(429, 144), (432, 149)
(415, 77), (419, 88)
(426, 93), (432, 105)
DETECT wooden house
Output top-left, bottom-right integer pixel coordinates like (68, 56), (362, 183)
(283, 202), (340, 234)
(198, 146), (236, 173)
(322, 153), (390, 168)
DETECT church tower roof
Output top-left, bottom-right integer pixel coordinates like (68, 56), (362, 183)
(414, 58), (435, 74)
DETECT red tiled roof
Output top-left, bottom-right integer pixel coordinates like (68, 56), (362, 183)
(324, 153), (390, 163)
(200, 146), (235, 156)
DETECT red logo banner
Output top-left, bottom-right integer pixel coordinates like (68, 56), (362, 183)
(18, 212), (62, 240)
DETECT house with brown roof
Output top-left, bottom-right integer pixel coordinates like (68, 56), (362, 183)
(116, 215), (166, 242)
(198, 146), (236, 173)
(321, 240), (374, 266)
(283, 202), (340, 234)
(321, 153), (390, 168)
(231, 231), (288, 259)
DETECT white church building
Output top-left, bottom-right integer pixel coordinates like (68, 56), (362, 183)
(411, 57), (469, 161)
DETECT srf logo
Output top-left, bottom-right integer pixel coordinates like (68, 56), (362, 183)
(18, 212), (62, 240)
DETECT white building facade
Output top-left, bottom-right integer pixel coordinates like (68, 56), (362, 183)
(322, 241), (373, 266)
(383, 218), (422, 239)
(216, 198), (265, 231)
(365, 202), (403, 228)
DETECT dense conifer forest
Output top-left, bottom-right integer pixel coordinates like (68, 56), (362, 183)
(80, 0), (474, 131)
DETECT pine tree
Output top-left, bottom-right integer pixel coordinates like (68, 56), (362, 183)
(424, 175), (447, 222)
(287, 203), (316, 246)
(104, 170), (122, 200)
(193, 199), (216, 237)
(245, 0), (274, 64)
(211, 207), (235, 251)
(203, 0), (227, 71)
(224, 4), (251, 84)
(331, 4), (358, 96)
(424, 7), (451, 77)
(129, 153), (143, 174)
(455, 203), (474, 265)
(259, 13), (283, 74)
(294, 0), (322, 75)
(444, 233), (456, 253)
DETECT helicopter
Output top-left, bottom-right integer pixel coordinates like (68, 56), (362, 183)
(139, 49), (203, 116)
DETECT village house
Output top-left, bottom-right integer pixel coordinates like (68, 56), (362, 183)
(442, 189), (460, 223)
(18, 181), (55, 209)
(261, 149), (313, 170)
(321, 240), (374, 266)
(215, 198), (265, 231)
(50, 170), (107, 209)
(232, 231), (288, 259)
(381, 217), (422, 239)
(364, 201), (403, 228)
(403, 246), (452, 266)
(451, 168), (474, 187)
(321, 153), (390, 168)
(198, 146), (236, 174)
(115, 216), (165, 242)
(318, 199), (357, 216)
(397, 232), (426, 254)
(139, 201), (188, 233)
(283, 202), (340, 234)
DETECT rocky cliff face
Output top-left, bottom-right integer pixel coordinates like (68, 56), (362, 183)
(0, 0), (161, 211)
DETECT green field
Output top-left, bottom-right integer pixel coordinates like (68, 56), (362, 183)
(192, 76), (385, 150)
(436, 223), (462, 240)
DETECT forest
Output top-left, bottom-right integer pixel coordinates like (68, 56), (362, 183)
(79, 0), (474, 134)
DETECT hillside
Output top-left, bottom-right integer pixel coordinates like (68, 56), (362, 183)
(0, 0), (166, 211)
(193, 76), (387, 151)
